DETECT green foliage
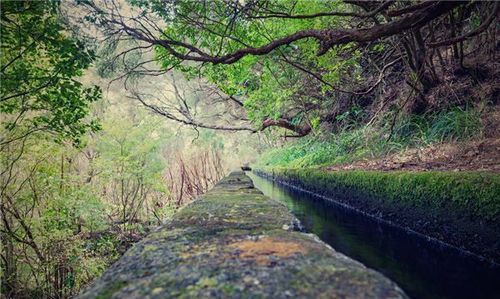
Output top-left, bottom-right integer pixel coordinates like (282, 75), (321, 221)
(96, 38), (143, 79)
(257, 127), (372, 168)
(131, 0), (358, 125)
(91, 109), (172, 224)
(257, 107), (483, 168)
(335, 104), (365, 128)
(95, 113), (167, 190)
(424, 107), (482, 142)
(1, 136), (112, 297)
(0, 108), (174, 297)
(389, 107), (482, 144)
(193, 129), (225, 150)
(0, 0), (101, 145)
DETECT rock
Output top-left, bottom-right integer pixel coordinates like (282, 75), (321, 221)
(78, 171), (407, 299)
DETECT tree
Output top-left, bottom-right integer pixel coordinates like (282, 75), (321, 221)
(1, 0), (101, 148)
(1, 1), (103, 297)
(85, 0), (498, 136)
(92, 109), (170, 227)
(1, 137), (109, 298)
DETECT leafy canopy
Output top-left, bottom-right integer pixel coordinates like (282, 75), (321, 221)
(132, 0), (359, 125)
(0, 0), (101, 145)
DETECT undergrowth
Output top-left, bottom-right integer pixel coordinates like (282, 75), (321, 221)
(257, 107), (483, 168)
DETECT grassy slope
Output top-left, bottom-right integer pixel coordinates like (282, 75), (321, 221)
(257, 107), (484, 169)
(255, 107), (500, 222)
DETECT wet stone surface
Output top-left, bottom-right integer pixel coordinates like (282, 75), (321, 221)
(78, 171), (407, 299)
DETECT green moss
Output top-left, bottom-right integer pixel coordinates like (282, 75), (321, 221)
(95, 280), (127, 299)
(219, 283), (237, 295)
(79, 172), (407, 299)
(259, 167), (500, 221)
(196, 277), (218, 288)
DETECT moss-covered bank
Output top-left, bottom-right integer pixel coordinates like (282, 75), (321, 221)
(256, 167), (500, 263)
(78, 171), (406, 299)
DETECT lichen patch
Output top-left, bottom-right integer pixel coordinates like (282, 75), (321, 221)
(230, 236), (306, 265)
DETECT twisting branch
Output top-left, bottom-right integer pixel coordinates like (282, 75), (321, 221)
(428, 2), (499, 47)
(129, 92), (256, 132)
(387, 1), (435, 17)
(260, 118), (311, 137)
(86, 0), (462, 64)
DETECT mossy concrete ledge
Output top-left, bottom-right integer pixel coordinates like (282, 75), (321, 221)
(78, 171), (406, 299)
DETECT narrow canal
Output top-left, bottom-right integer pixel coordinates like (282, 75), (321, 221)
(247, 172), (500, 299)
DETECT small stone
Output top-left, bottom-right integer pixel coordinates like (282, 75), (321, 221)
(243, 276), (253, 284)
(152, 288), (163, 295)
(282, 224), (290, 230)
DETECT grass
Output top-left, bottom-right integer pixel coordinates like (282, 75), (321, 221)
(256, 107), (483, 168)
(255, 106), (499, 253)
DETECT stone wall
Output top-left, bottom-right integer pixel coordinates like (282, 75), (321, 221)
(78, 171), (406, 299)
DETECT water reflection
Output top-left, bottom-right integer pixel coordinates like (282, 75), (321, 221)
(247, 172), (500, 299)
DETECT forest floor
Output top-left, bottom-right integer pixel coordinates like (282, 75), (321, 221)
(326, 110), (500, 173)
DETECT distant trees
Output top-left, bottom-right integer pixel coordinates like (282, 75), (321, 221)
(1, 1), (258, 298)
(85, 0), (499, 137)
(91, 109), (171, 227)
(1, 1), (102, 297)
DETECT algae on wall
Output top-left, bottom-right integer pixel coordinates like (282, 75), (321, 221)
(265, 168), (500, 220)
(257, 167), (500, 263)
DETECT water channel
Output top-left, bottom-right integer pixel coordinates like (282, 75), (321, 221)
(247, 172), (500, 299)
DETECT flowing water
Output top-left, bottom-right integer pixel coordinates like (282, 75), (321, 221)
(247, 172), (500, 299)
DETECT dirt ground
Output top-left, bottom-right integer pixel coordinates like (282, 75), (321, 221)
(326, 106), (500, 173)
(325, 137), (500, 172)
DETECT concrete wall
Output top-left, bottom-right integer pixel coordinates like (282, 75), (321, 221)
(78, 171), (406, 299)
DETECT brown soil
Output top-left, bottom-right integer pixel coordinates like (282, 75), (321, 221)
(326, 107), (500, 172)
(326, 137), (500, 172)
